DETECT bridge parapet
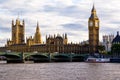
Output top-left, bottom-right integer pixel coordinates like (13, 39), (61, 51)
(0, 52), (21, 57)
(0, 52), (23, 63)
(0, 52), (89, 63)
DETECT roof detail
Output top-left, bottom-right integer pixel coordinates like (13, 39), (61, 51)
(89, 4), (98, 19)
(91, 4), (96, 12)
(112, 31), (120, 43)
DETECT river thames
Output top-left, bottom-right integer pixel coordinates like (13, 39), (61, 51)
(0, 62), (120, 80)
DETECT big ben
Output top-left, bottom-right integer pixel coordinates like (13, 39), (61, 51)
(88, 5), (99, 54)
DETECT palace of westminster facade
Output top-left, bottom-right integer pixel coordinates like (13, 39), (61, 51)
(0, 5), (99, 54)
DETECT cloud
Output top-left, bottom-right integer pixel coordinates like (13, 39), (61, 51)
(61, 23), (87, 31)
(43, 5), (89, 19)
(0, 27), (10, 32)
(0, 0), (120, 46)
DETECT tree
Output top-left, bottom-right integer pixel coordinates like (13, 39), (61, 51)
(111, 44), (120, 56)
(97, 45), (105, 54)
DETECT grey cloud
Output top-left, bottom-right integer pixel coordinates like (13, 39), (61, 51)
(0, 0), (8, 3)
(43, 5), (89, 19)
(0, 27), (10, 32)
(0, 38), (7, 46)
(0, 0), (120, 46)
(61, 23), (87, 31)
(67, 32), (78, 36)
(110, 21), (120, 24)
(101, 27), (120, 34)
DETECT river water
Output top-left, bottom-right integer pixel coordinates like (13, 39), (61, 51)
(0, 62), (120, 80)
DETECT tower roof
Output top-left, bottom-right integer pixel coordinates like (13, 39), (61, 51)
(91, 4), (96, 12)
(56, 34), (63, 40)
(36, 22), (40, 33)
(89, 4), (98, 19)
(16, 18), (20, 25)
(34, 22), (42, 44)
(56, 36), (63, 40)
(112, 31), (120, 43)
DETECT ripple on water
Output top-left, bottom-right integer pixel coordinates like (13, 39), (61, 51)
(0, 63), (120, 80)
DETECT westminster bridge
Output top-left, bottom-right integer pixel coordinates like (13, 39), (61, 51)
(0, 52), (89, 63)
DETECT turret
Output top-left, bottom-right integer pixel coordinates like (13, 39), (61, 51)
(65, 33), (67, 39)
(46, 35), (47, 39)
(12, 20), (14, 26)
(26, 36), (34, 46)
(63, 34), (65, 39)
(64, 33), (68, 44)
(54, 34), (56, 38)
(16, 18), (20, 25)
(22, 20), (25, 26)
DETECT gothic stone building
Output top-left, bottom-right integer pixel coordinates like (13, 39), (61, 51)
(88, 5), (100, 53)
(0, 5), (99, 54)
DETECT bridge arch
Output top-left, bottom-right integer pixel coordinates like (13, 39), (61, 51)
(72, 55), (85, 62)
(52, 54), (70, 62)
(0, 53), (22, 63)
(24, 53), (49, 62)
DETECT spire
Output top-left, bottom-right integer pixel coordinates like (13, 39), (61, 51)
(46, 35), (47, 39)
(54, 34), (56, 38)
(63, 34), (64, 39)
(37, 21), (39, 27)
(36, 22), (40, 33)
(65, 33), (67, 39)
(22, 19), (25, 25)
(12, 19), (14, 26)
(91, 4), (96, 12)
(89, 4), (98, 19)
(34, 22), (42, 44)
(117, 31), (119, 36)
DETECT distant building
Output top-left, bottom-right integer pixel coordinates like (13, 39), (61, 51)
(0, 18), (89, 53)
(0, 5), (100, 54)
(81, 40), (89, 45)
(111, 31), (120, 57)
(103, 34), (114, 51)
(112, 31), (120, 44)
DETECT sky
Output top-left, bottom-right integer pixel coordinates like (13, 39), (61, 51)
(0, 0), (120, 46)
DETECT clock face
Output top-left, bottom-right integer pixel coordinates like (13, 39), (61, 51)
(89, 21), (93, 26)
(95, 22), (99, 27)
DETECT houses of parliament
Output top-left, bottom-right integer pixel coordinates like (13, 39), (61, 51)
(0, 5), (99, 54)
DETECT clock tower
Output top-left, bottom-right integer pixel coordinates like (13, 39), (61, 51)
(88, 5), (99, 54)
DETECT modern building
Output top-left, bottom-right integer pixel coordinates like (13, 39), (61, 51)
(0, 5), (100, 54)
(103, 35), (114, 51)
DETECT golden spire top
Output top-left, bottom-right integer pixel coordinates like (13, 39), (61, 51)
(36, 22), (40, 33)
(91, 4), (96, 12)
(89, 4), (98, 19)
(37, 21), (39, 27)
